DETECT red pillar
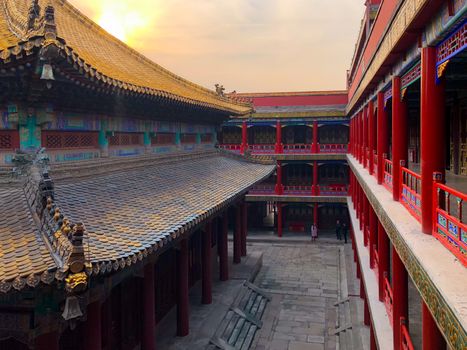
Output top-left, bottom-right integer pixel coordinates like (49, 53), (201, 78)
(359, 111), (364, 163)
(378, 221), (389, 302)
(377, 92), (389, 185)
(202, 221), (213, 304)
(392, 246), (408, 350)
(275, 160), (284, 195)
(363, 195), (369, 246)
(312, 120), (319, 153)
(369, 206), (377, 269)
(277, 203), (283, 237)
(421, 46), (446, 234)
(241, 201), (247, 257)
(422, 301), (446, 350)
(241, 121), (248, 154)
(234, 205), (241, 264)
(370, 323), (377, 350)
(363, 105), (368, 168)
(84, 301), (102, 350)
(313, 203), (318, 228)
(177, 239), (189, 337)
(275, 120), (283, 153)
(143, 264), (156, 350)
(219, 214), (229, 281)
(392, 76), (408, 202)
(368, 100), (376, 175)
(35, 332), (59, 350)
(364, 293), (370, 326)
(313, 161), (318, 195)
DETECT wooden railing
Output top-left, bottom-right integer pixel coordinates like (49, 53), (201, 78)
(383, 159), (393, 192)
(319, 143), (349, 153)
(384, 274), (393, 325)
(248, 184), (275, 194)
(317, 184), (349, 196)
(400, 317), (415, 350)
(373, 244), (379, 279)
(218, 144), (241, 152)
(248, 144), (275, 154)
(283, 185), (313, 195)
(283, 144), (312, 153)
(400, 167), (422, 222)
(433, 182), (467, 267)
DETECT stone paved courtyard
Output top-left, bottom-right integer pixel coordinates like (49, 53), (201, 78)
(250, 242), (340, 350)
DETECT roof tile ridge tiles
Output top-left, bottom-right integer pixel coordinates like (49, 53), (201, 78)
(216, 148), (276, 165)
(12, 149), (90, 294)
(50, 150), (220, 182)
(50, 0), (251, 111)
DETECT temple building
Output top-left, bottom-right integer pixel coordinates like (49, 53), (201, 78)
(0, 0), (466, 349)
(218, 91), (351, 236)
(0, 0), (274, 349)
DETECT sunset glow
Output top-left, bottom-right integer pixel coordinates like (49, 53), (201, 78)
(68, 0), (363, 92)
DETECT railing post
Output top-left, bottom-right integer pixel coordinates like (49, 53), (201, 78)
(432, 172), (444, 235)
(400, 160), (406, 201)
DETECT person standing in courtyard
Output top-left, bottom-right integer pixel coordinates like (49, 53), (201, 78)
(311, 223), (318, 242)
(335, 220), (342, 240)
(342, 222), (348, 243)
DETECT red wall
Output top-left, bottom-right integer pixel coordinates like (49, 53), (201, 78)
(247, 94), (348, 107)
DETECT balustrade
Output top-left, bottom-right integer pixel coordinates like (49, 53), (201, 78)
(283, 185), (313, 195)
(433, 183), (467, 266)
(248, 144), (275, 154)
(317, 184), (349, 196)
(319, 143), (349, 153)
(400, 167), (422, 222)
(218, 144), (241, 152)
(400, 317), (415, 350)
(383, 159), (393, 192)
(283, 144), (312, 153)
(383, 274), (393, 325)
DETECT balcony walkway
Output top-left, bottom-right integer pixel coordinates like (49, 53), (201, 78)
(348, 155), (467, 349)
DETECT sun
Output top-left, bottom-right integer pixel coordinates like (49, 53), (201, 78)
(96, 1), (151, 44)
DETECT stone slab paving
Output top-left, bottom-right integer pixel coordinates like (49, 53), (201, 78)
(250, 242), (340, 350)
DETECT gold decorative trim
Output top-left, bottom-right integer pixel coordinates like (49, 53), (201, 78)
(437, 60), (450, 79)
(348, 156), (467, 350)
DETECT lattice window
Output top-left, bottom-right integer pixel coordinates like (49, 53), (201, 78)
(437, 22), (467, 63)
(0, 130), (19, 150)
(152, 133), (175, 145)
(108, 132), (143, 146)
(200, 134), (213, 143)
(43, 131), (98, 149)
(181, 133), (197, 144)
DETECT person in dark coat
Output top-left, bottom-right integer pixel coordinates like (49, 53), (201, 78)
(336, 220), (342, 240)
(342, 223), (348, 243)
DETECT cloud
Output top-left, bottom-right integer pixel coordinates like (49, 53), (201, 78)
(68, 0), (363, 92)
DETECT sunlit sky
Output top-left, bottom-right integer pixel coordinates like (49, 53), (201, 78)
(68, 0), (364, 93)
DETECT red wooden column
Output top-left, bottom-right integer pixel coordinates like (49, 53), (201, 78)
(275, 161), (284, 195)
(368, 100), (376, 175)
(219, 214), (229, 281)
(313, 161), (318, 195)
(392, 247), (408, 350)
(370, 323), (377, 350)
(143, 263), (156, 350)
(234, 205), (241, 264)
(421, 46), (446, 234)
(359, 111), (364, 163)
(363, 195), (369, 246)
(378, 221), (389, 302)
(277, 203), (283, 237)
(369, 206), (377, 268)
(177, 239), (189, 337)
(202, 221), (213, 304)
(363, 105), (368, 168)
(377, 92), (389, 185)
(422, 301), (446, 350)
(84, 301), (102, 350)
(275, 120), (283, 153)
(35, 332), (59, 350)
(241, 121), (248, 154)
(241, 201), (247, 256)
(392, 76), (408, 202)
(313, 203), (318, 228)
(312, 120), (319, 153)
